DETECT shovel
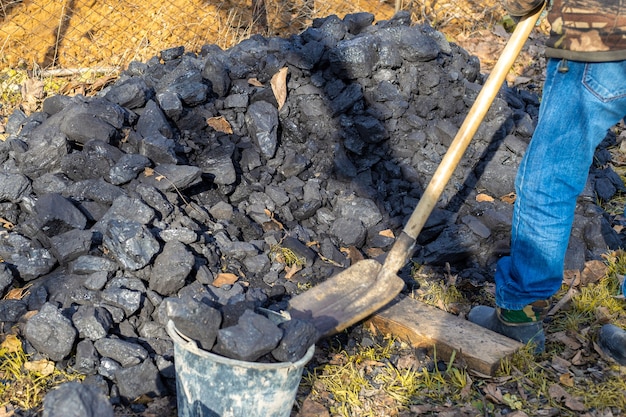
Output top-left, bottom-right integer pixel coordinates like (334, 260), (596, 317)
(288, 6), (546, 338)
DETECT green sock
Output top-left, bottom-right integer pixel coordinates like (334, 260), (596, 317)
(500, 308), (535, 323)
(499, 300), (549, 323)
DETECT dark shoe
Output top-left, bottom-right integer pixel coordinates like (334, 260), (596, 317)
(598, 324), (626, 366)
(468, 305), (545, 353)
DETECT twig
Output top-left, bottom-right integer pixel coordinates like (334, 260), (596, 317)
(36, 67), (120, 77)
(51, 0), (67, 68)
(547, 285), (580, 317)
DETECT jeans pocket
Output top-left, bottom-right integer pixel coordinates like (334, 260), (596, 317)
(583, 61), (626, 102)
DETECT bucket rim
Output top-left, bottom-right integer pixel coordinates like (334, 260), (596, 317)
(166, 320), (315, 370)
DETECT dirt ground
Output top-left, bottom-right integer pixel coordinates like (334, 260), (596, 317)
(0, 0), (507, 71)
(0, 0), (398, 70)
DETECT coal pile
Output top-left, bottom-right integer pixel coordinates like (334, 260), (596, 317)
(0, 10), (624, 412)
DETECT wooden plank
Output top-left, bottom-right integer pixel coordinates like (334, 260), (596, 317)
(366, 295), (523, 376)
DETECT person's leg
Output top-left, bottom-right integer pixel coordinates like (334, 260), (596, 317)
(470, 59), (626, 351)
(499, 59), (626, 309)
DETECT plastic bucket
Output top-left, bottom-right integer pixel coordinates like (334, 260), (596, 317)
(166, 320), (315, 417)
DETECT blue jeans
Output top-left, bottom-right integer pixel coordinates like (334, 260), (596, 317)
(495, 58), (626, 310)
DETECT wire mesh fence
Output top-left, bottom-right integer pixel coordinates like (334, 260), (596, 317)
(0, 0), (502, 71)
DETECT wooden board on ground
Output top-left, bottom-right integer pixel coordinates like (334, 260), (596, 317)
(367, 295), (523, 376)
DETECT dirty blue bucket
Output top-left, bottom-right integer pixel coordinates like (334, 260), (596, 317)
(166, 320), (315, 417)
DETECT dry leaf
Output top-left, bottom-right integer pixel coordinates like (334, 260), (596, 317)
(0, 405), (15, 417)
(88, 74), (117, 93)
(564, 396), (586, 412)
(248, 77), (263, 87)
(551, 331), (582, 350)
(144, 167), (155, 177)
(409, 404), (436, 414)
(483, 383), (504, 403)
(284, 263), (302, 280)
(341, 246), (364, 264)
(500, 192), (516, 204)
(580, 259), (607, 285)
(212, 272), (238, 287)
(263, 208), (273, 220)
(570, 350), (584, 366)
(548, 383), (568, 401)
(4, 284), (31, 300)
(476, 193), (495, 202)
(155, 174), (166, 182)
(270, 67), (288, 110)
(0, 217), (14, 229)
(562, 269), (581, 287)
(378, 229), (395, 238)
(513, 76), (533, 86)
(0, 334), (22, 353)
(548, 382), (585, 409)
(299, 397), (330, 417)
(551, 355), (571, 373)
(594, 305), (613, 324)
(24, 359), (55, 376)
(365, 247), (385, 258)
(559, 373), (575, 387)
(21, 78), (44, 112)
(263, 208), (284, 230)
(207, 116), (233, 134)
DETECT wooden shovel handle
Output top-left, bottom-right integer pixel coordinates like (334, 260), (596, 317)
(382, 5), (546, 273)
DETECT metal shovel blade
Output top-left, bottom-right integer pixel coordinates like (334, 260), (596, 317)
(287, 7), (545, 340)
(288, 259), (405, 337)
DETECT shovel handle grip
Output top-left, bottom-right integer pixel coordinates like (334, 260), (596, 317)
(383, 5), (546, 273)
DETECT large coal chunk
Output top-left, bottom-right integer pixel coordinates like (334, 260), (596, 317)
(72, 305), (114, 341)
(271, 318), (318, 362)
(213, 309), (283, 362)
(104, 77), (152, 109)
(138, 163), (202, 192)
(329, 35), (378, 80)
(93, 337), (149, 367)
(56, 99), (126, 145)
(0, 263), (14, 298)
(202, 52), (231, 97)
(24, 303), (78, 361)
(15, 132), (69, 178)
(165, 296), (222, 350)
(33, 193), (88, 237)
(114, 359), (167, 401)
(0, 233), (57, 281)
(49, 229), (93, 265)
(102, 219), (160, 271)
(245, 100), (279, 159)
(0, 299), (28, 323)
(0, 173), (31, 202)
(42, 381), (114, 417)
(149, 240), (195, 295)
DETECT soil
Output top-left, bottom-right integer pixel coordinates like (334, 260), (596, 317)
(0, 0), (400, 70)
(0, 0), (514, 71)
